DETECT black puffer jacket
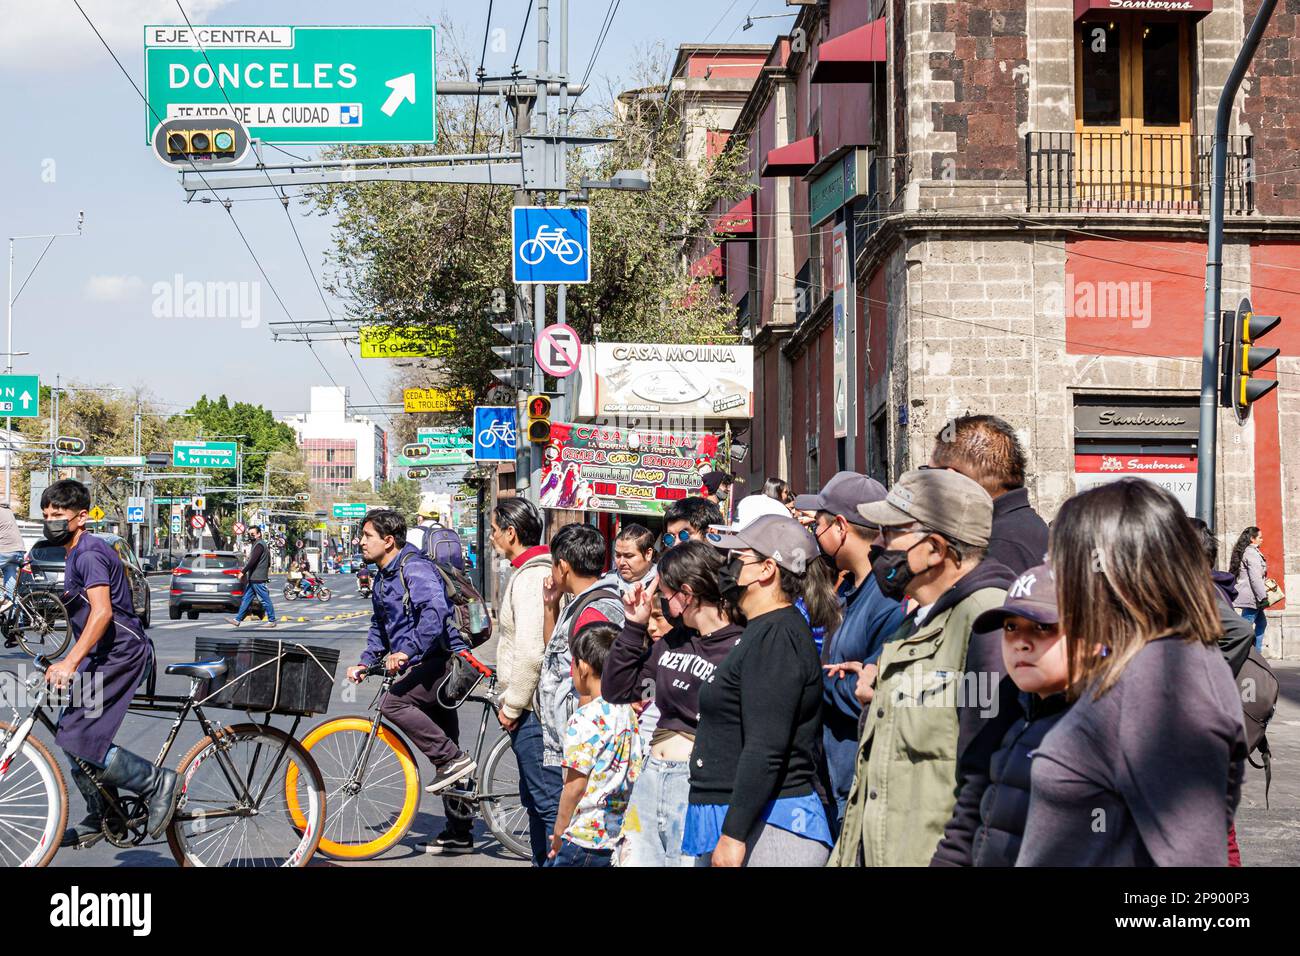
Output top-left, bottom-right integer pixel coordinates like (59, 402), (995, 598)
(971, 692), (1070, 867)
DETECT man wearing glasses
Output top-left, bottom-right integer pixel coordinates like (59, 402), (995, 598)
(661, 497), (724, 551)
(828, 468), (1017, 868)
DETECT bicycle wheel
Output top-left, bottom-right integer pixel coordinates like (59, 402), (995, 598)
(167, 723), (324, 868)
(0, 720), (68, 867)
(557, 238), (584, 265)
(480, 733), (531, 860)
(291, 716), (420, 860)
(519, 238), (544, 265)
(15, 592), (70, 660)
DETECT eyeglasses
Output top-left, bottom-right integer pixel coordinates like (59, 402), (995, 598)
(723, 550), (763, 566)
(661, 530), (693, 549)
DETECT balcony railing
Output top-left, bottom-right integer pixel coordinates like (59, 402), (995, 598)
(1025, 132), (1253, 215)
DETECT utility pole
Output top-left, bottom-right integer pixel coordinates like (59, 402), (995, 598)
(529, 0), (551, 492)
(1197, 0), (1278, 526)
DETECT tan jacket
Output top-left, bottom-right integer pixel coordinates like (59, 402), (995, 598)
(829, 585), (1007, 867)
(495, 553), (552, 720)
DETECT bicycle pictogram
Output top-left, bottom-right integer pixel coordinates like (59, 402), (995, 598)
(518, 224), (584, 266)
(476, 418), (517, 449)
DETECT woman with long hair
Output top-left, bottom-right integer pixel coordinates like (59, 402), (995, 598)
(1018, 479), (1247, 866)
(763, 476), (795, 509)
(1229, 526), (1270, 651)
(683, 515), (840, 866)
(603, 540), (743, 866)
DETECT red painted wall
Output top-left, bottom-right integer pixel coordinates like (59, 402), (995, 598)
(1064, 238), (1207, 357)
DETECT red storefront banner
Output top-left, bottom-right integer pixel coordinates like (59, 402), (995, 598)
(1074, 0), (1213, 18)
(1073, 453), (1198, 514)
(537, 422), (719, 517)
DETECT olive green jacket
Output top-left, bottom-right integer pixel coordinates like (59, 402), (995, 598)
(828, 585), (1007, 867)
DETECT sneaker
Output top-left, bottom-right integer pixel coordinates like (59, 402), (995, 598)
(422, 827), (474, 854)
(424, 752), (476, 793)
(262, 619), (277, 628)
(227, 618), (243, 628)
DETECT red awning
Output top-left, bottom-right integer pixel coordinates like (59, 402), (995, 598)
(810, 18), (887, 84)
(689, 247), (723, 278)
(1074, 0), (1212, 19)
(761, 135), (818, 178)
(715, 195), (755, 237)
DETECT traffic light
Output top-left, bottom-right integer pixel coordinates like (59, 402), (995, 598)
(166, 128), (238, 157)
(54, 436), (85, 454)
(407, 467), (430, 479)
(401, 442), (432, 460)
(153, 118), (249, 168)
(1220, 297), (1281, 423)
(491, 319), (534, 389)
(527, 394), (552, 443)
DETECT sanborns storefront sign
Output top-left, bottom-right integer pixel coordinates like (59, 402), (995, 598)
(1074, 0), (1212, 16)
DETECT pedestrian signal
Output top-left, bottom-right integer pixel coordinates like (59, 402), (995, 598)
(527, 394), (552, 443)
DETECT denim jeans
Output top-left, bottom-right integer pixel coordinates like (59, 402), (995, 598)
(618, 756), (692, 867)
(545, 839), (613, 867)
(509, 708), (562, 867)
(1241, 607), (1268, 652)
(235, 581), (276, 622)
(0, 551), (24, 599)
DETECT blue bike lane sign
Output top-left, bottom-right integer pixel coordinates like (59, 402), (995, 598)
(473, 406), (519, 462)
(512, 206), (590, 284)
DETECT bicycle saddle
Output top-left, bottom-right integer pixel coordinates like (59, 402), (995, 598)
(166, 659), (228, 680)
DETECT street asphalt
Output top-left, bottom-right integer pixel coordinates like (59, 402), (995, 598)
(4, 574), (1296, 867)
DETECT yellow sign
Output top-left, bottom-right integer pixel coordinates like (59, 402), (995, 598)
(403, 387), (472, 413)
(359, 324), (455, 359)
(88, 506), (105, 521)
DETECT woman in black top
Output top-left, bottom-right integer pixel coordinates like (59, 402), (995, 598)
(604, 541), (742, 866)
(684, 515), (840, 867)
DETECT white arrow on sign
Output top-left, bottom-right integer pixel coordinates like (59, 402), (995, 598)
(19, 391), (31, 409)
(381, 73), (416, 117)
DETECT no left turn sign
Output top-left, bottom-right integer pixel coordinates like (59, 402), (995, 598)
(534, 323), (582, 378)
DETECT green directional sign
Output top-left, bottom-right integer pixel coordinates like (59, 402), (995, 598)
(332, 502), (368, 519)
(417, 427), (473, 450)
(56, 455), (147, 467)
(173, 441), (238, 469)
(144, 25), (437, 144)
(0, 374), (39, 418)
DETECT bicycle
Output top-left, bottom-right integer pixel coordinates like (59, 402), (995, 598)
(0, 653), (326, 868)
(0, 577), (70, 660)
(288, 655), (531, 861)
(518, 224), (584, 266)
(475, 419), (517, 450)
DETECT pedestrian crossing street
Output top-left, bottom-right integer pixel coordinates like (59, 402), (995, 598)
(149, 614), (371, 634)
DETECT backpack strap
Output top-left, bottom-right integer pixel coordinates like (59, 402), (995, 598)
(563, 586), (620, 644)
(396, 550), (417, 617)
(1247, 735), (1273, 809)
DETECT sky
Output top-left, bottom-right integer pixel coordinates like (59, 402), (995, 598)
(0, 0), (783, 429)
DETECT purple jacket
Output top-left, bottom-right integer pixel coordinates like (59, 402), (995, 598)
(361, 544), (465, 667)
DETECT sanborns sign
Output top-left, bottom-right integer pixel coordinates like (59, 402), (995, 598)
(144, 26), (436, 144)
(1074, 0), (1212, 17)
(586, 343), (754, 420)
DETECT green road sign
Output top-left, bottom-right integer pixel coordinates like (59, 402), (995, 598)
(397, 449), (473, 467)
(0, 375), (39, 418)
(417, 427), (473, 450)
(55, 455), (147, 467)
(144, 25), (436, 144)
(173, 441), (238, 469)
(332, 502), (368, 519)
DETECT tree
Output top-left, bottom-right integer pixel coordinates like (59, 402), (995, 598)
(378, 478), (422, 521)
(302, 29), (751, 428)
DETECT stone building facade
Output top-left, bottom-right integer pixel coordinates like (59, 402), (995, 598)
(696, 0), (1300, 657)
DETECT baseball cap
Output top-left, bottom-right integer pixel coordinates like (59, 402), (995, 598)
(701, 471), (732, 495)
(708, 514), (819, 574)
(418, 505), (441, 520)
(712, 493), (791, 533)
(855, 468), (993, 547)
(973, 564), (1058, 631)
(792, 471), (887, 527)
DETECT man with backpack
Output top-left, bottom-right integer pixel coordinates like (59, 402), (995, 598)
(346, 509), (478, 852)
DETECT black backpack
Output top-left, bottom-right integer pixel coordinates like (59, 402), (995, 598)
(396, 551), (492, 649)
(1237, 646), (1280, 806)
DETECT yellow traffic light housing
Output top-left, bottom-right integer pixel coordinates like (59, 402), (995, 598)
(1221, 297), (1281, 423)
(527, 394), (552, 443)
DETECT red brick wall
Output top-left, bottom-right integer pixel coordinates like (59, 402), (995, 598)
(926, 0), (1029, 180)
(1241, 0), (1300, 217)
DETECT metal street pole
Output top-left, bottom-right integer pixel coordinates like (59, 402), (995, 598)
(556, 0), (570, 426)
(1197, 0), (1278, 526)
(530, 0), (551, 489)
(6, 213), (84, 503)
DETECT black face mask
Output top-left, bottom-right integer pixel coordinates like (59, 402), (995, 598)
(871, 539), (927, 601)
(660, 595), (685, 631)
(43, 518), (74, 546)
(716, 556), (751, 607)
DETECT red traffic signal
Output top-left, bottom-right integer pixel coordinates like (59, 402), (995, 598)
(527, 394), (552, 443)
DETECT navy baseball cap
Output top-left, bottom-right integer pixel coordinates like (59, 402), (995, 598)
(792, 471), (887, 528)
(973, 563), (1059, 631)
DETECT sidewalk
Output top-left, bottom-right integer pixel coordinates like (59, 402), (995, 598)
(1235, 660), (1300, 866)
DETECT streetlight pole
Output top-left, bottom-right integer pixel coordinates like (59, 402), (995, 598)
(6, 212), (84, 503)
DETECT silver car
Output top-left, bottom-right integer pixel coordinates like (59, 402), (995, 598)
(168, 550), (263, 620)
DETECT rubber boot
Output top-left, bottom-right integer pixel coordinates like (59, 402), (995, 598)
(100, 746), (183, 839)
(60, 761), (119, 847)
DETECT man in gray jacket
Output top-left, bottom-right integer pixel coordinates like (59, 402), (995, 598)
(230, 525), (277, 627)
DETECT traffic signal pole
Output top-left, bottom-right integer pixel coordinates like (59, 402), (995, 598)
(1198, 0), (1277, 526)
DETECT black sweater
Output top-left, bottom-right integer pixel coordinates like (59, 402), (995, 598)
(603, 620), (744, 733)
(688, 605), (823, 842)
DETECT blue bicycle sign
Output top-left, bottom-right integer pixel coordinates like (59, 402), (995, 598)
(473, 406), (519, 462)
(512, 206), (591, 284)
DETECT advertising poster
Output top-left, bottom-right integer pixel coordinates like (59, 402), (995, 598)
(592, 343), (753, 420)
(1073, 453), (1197, 515)
(537, 422), (719, 516)
(832, 222), (849, 438)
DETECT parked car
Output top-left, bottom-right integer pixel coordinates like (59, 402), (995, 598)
(25, 533), (153, 628)
(168, 551), (265, 620)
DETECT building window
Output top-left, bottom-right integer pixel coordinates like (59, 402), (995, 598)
(1075, 17), (1190, 133)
